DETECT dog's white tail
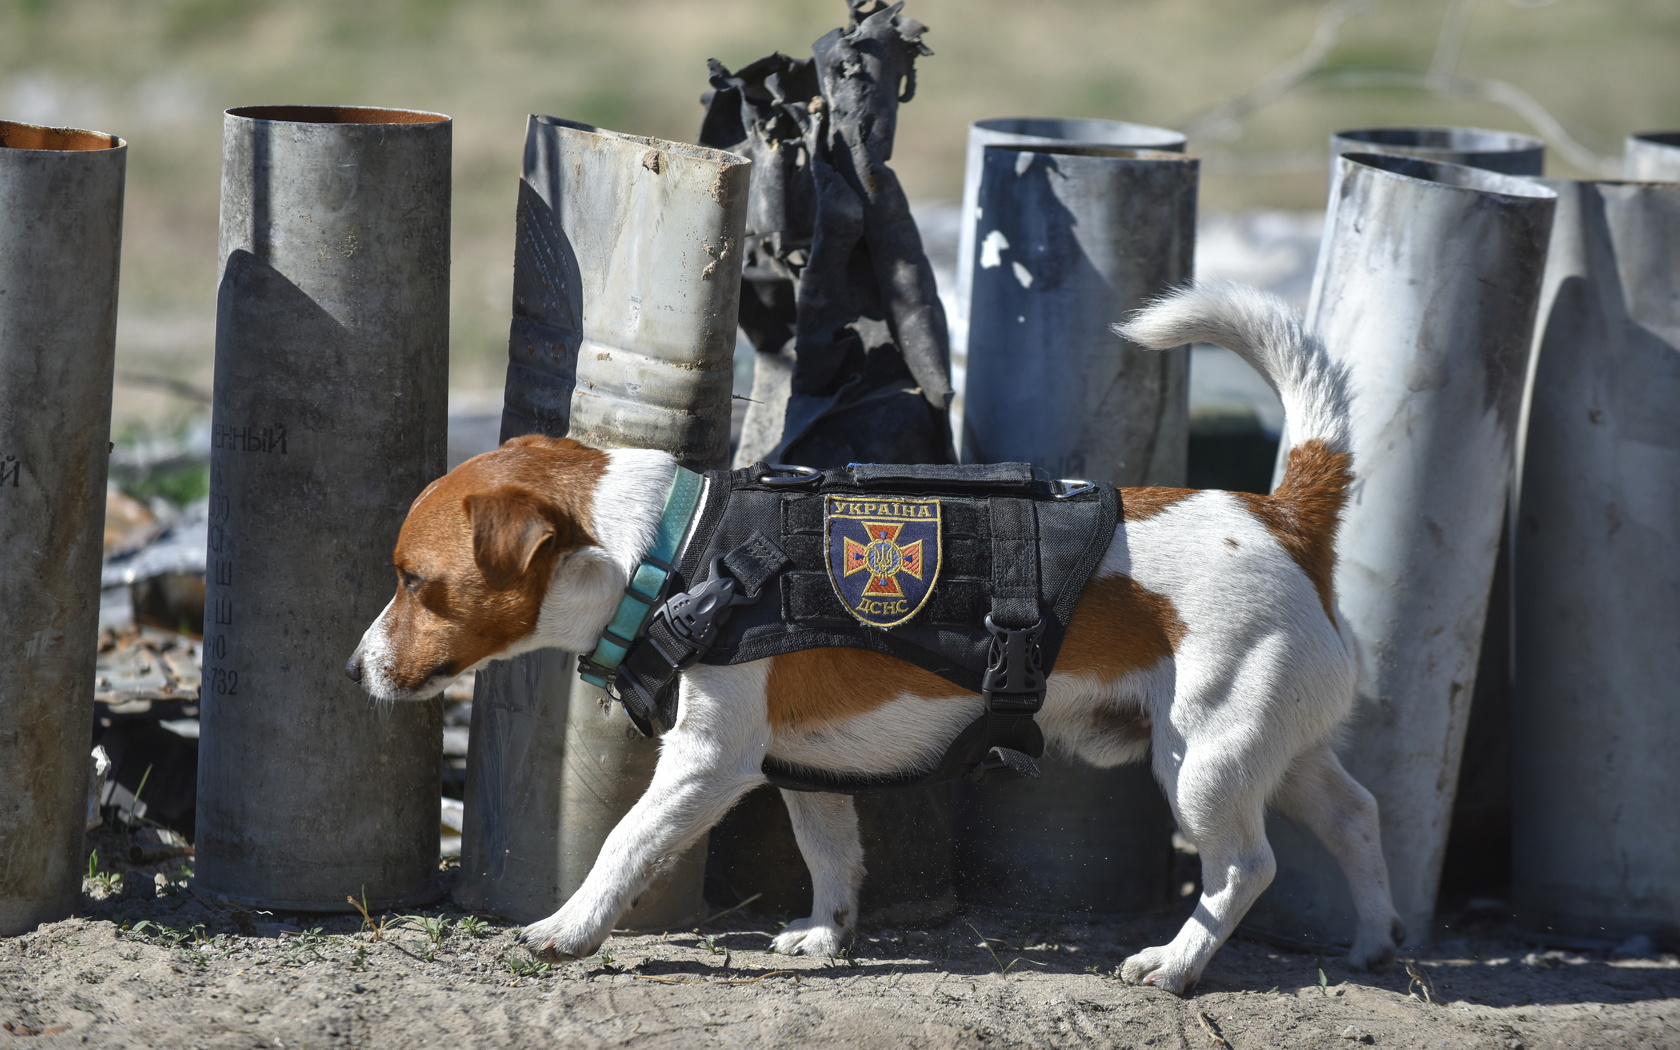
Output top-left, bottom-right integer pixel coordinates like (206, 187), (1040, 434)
(1115, 281), (1354, 595)
(1113, 280), (1351, 457)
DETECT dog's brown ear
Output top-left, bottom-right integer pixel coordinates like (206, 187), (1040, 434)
(464, 486), (559, 591)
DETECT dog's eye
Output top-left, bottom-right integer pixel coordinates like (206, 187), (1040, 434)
(399, 570), (425, 593)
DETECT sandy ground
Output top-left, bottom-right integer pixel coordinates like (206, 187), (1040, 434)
(3, 844), (1676, 1050)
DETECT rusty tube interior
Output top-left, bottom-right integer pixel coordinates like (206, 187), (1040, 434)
(227, 105), (448, 125)
(0, 121), (122, 151)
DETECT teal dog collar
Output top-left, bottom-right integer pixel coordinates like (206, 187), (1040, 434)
(578, 466), (706, 690)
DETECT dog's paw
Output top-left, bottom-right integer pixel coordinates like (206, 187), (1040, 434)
(770, 917), (848, 958)
(1346, 916), (1406, 973)
(515, 916), (604, 964)
(1121, 945), (1199, 995)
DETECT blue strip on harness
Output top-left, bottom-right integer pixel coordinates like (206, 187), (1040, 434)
(578, 466), (705, 689)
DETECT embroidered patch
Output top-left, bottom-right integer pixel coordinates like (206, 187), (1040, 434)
(825, 494), (942, 628)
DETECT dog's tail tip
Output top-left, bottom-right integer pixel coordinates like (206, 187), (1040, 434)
(1111, 279), (1276, 349)
(1113, 280), (1351, 456)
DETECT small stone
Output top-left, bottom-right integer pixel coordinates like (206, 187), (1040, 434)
(1339, 1025), (1374, 1044)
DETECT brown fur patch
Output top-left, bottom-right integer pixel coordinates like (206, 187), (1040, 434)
(1088, 700), (1153, 746)
(1235, 438), (1353, 619)
(466, 486), (563, 591)
(380, 436), (608, 691)
(1119, 486), (1197, 522)
(765, 647), (953, 732)
(1056, 573), (1186, 682)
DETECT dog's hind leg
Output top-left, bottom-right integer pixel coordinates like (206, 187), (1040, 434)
(771, 790), (863, 957)
(1272, 741), (1404, 970)
(1123, 735), (1279, 994)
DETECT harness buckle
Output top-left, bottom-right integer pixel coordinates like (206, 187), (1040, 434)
(981, 614), (1046, 713)
(649, 554), (754, 664)
(1052, 478), (1096, 500)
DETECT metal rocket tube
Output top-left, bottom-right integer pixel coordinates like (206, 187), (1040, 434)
(1247, 153), (1555, 947)
(194, 106), (451, 910)
(952, 118), (1185, 363)
(1624, 132), (1680, 180)
(455, 115), (750, 928)
(1511, 177), (1680, 946)
(954, 144), (1198, 915)
(0, 121), (126, 935)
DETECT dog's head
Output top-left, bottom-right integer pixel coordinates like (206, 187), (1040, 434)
(345, 435), (613, 702)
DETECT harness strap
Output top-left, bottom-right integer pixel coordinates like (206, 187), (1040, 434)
(611, 535), (791, 735)
(989, 497), (1041, 630)
(613, 611), (694, 735)
(976, 496), (1047, 774)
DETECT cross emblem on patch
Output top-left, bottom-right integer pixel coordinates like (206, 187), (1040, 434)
(824, 495), (942, 628)
(843, 522), (926, 597)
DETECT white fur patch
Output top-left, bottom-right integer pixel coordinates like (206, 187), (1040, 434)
(767, 692), (983, 777)
(525, 448), (677, 655)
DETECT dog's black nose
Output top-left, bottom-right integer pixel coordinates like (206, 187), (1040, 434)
(344, 654), (363, 683)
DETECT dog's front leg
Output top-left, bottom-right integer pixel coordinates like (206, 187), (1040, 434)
(518, 753), (760, 962)
(770, 790), (863, 957)
(520, 666), (770, 962)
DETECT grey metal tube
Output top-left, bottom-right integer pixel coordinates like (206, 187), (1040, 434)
(954, 144), (1196, 915)
(0, 121), (125, 936)
(1322, 125), (1543, 921)
(195, 106), (450, 911)
(1322, 128), (1544, 287)
(457, 650), (573, 922)
(1625, 132), (1680, 181)
(456, 115), (749, 928)
(954, 119), (1185, 362)
(1511, 178), (1680, 945)
(962, 145), (1196, 483)
(1247, 153), (1555, 947)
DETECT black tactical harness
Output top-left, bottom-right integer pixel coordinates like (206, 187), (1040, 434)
(580, 462), (1118, 793)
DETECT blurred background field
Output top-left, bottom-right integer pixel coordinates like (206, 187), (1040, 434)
(3, 0), (1677, 433)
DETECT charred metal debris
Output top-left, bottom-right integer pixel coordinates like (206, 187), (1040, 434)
(700, 0), (954, 467)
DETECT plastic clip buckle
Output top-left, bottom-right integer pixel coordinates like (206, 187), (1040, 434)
(650, 555), (754, 666)
(981, 614), (1046, 713)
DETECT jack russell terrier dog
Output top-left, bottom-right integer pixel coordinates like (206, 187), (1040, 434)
(346, 281), (1402, 994)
